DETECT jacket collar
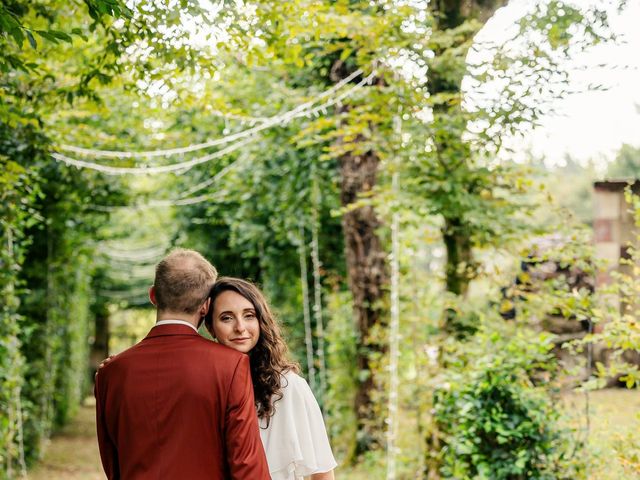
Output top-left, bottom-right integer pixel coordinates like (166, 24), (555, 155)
(145, 323), (201, 339)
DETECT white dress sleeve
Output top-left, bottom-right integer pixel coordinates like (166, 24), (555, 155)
(259, 372), (338, 480)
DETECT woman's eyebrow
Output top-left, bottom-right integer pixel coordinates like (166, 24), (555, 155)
(217, 308), (255, 316)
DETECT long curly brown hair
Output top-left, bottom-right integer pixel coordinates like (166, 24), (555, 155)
(205, 277), (299, 422)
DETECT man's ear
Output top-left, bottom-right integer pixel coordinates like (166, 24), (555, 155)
(200, 297), (211, 317)
(149, 286), (157, 306)
(197, 298), (211, 329)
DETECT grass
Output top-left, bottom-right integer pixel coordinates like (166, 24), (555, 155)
(569, 388), (640, 479)
(27, 390), (640, 479)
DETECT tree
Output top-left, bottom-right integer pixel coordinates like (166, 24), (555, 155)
(405, 0), (622, 335)
(196, 0), (622, 454)
(606, 143), (640, 179)
(224, 1), (429, 453)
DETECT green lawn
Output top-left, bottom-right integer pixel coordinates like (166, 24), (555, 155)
(569, 389), (640, 479)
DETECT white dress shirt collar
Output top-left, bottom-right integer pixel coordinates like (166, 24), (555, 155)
(154, 319), (199, 333)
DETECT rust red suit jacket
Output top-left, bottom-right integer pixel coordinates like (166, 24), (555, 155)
(94, 324), (270, 479)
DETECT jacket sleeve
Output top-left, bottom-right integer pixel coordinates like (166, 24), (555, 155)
(225, 354), (271, 479)
(94, 372), (120, 480)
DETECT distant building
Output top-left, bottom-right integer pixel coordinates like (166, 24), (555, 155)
(593, 180), (640, 383)
(593, 180), (640, 313)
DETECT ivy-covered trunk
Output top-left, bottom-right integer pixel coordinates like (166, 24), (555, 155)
(90, 305), (110, 376)
(442, 216), (473, 298)
(338, 143), (389, 454)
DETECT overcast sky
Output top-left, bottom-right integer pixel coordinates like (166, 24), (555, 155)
(479, 0), (640, 168)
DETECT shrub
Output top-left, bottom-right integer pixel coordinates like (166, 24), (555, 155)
(435, 327), (584, 479)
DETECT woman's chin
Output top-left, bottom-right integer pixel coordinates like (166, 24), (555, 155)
(222, 342), (252, 354)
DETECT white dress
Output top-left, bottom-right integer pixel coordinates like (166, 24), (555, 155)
(259, 371), (337, 480)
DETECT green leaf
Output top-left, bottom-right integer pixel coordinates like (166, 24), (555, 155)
(71, 28), (88, 41)
(49, 30), (73, 43)
(26, 30), (37, 49)
(9, 25), (25, 46)
(339, 48), (352, 62)
(35, 30), (60, 44)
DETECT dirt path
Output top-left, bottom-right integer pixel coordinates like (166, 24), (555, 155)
(28, 399), (104, 480)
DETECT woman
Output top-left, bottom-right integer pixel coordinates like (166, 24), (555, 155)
(205, 277), (336, 480)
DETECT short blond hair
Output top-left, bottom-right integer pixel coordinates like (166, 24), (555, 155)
(153, 249), (217, 314)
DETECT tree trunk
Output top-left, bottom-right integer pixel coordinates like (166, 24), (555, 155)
(90, 313), (109, 378)
(339, 146), (389, 455)
(442, 216), (473, 298)
(424, 3), (506, 477)
(442, 216), (477, 339)
(330, 59), (389, 455)
(427, 0), (506, 303)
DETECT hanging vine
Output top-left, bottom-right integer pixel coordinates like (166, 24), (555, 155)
(311, 164), (328, 402)
(386, 171), (401, 480)
(386, 114), (402, 480)
(298, 222), (317, 391)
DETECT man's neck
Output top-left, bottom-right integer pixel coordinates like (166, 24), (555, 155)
(155, 312), (200, 329)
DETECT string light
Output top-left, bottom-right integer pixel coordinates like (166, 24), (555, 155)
(53, 72), (375, 176)
(85, 147), (253, 210)
(98, 245), (167, 261)
(208, 109), (269, 125)
(171, 149), (252, 201)
(53, 72), (376, 178)
(57, 69), (368, 159)
(100, 239), (170, 252)
(52, 136), (255, 176)
(98, 287), (153, 300)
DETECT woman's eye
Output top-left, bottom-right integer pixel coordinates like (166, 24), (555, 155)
(220, 316), (233, 322)
(245, 313), (256, 320)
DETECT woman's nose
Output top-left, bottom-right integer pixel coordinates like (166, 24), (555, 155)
(234, 319), (246, 332)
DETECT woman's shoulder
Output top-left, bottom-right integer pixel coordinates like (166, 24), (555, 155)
(280, 369), (303, 387)
(281, 369), (304, 383)
(279, 370), (313, 396)
(262, 371), (337, 478)
(270, 370), (324, 427)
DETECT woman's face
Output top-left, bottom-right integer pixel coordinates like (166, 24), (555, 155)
(211, 290), (260, 354)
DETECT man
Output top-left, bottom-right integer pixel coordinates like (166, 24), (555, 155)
(94, 248), (270, 479)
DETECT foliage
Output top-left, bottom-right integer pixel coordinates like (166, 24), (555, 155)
(605, 143), (640, 179)
(0, 0), (130, 75)
(435, 325), (584, 480)
(0, 0), (132, 465)
(223, 0), (435, 453)
(527, 155), (597, 227)
(171, 128), (345, 378)
(0, 133), (42, 476)
(325, 290), (359, 462)
(413, 0), (620, 302)
(0, 117), (125, 471)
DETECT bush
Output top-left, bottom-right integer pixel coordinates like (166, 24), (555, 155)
(435, 327), (584, 479)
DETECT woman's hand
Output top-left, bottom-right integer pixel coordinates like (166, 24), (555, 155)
(95, 355), (115, 377)
(309, 471), (335, 480)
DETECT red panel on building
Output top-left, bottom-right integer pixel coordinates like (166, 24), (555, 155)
(594, 218), (613, 242)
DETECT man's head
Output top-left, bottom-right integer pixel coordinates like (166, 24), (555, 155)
(150, 249), (217, 318)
